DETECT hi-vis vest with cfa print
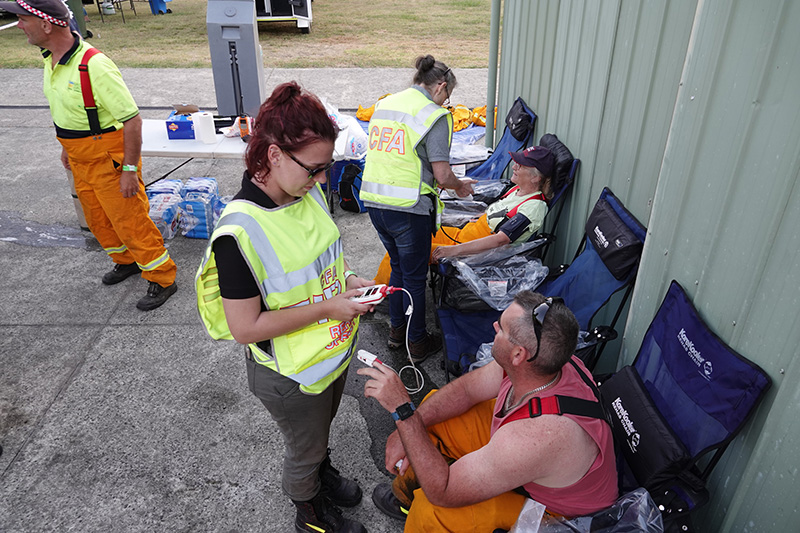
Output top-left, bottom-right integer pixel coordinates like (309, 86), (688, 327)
(360, 87), (453, 207)
(195, 185), (358, 394)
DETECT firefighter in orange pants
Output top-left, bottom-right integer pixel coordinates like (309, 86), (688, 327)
(373, 145), (556, 286)
(358, 292), (619, 531)
(388, 393), (528, 532)
(59, 129), (178, 293)
(6, 0), (177, 310)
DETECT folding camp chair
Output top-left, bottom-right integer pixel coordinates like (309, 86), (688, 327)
(436, 185), (640, 380)
(600, 280), (772, 530)
(536, 187), (647, 370)
(464, 97), (537, 181)
(528, 133), (578, 261)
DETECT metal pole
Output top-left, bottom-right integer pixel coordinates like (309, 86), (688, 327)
(486, 0), (502, 148)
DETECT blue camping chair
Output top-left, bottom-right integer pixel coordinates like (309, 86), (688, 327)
(436, 184), (640, 380)
(600, 280), (772, 530)
(465, 97), (537, 181)
(537, 187), (647, 370)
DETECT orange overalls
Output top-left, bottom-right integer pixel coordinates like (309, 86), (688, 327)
(59, 129), (176, 287)
(392, 392), (527, 532)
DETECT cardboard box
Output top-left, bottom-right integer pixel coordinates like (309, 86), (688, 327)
(166, 111), (195, 140)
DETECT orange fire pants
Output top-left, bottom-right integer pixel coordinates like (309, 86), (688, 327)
(393, 392), (527, 532)
(374, 214), (492, 285)
(59, 129), (177, 287)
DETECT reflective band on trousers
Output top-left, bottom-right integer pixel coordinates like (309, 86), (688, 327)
(139, 249), (171, 271)
(105, 244), (128, 255)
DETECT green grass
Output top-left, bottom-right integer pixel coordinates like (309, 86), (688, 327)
(0, 0), (492, 68)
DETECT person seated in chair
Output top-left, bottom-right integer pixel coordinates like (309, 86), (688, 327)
(374, 145), (557, 286)
(358, 291), (618, 532)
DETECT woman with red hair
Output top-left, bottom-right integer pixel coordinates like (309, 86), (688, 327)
(196, 82), (371, 533)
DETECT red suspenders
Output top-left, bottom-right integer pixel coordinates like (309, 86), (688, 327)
(78, 47), (104, 136)
(501, 186), (547, 218)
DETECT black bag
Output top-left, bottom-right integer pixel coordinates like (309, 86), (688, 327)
(338, 163), (366, 213)
(585, 198), (643, 280)
(506, 98), (534, 142)
(600, 366), (692, 490)
(538, 133), (575, 192)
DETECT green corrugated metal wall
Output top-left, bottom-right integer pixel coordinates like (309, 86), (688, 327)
(494, 0), (799, 530)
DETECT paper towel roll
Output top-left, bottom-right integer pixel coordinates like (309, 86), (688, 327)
(192, 112), (216, 144)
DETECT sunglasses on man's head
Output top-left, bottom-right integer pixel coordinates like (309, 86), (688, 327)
(527, 297), (564, 362)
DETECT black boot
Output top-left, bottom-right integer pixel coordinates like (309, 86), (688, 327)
(319, 448), (362, 507)
(102, 262), (140, 285)
(293, 493), (367, 533)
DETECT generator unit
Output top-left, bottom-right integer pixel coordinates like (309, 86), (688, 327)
(255, 0), (312, 33)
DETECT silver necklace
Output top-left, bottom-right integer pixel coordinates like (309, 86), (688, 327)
(504, 370), (562, 413)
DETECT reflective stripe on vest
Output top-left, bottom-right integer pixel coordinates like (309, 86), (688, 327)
(195, 185), (358, 394)
(361, 88), (453, 208)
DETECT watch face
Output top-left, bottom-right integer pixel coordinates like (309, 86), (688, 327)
(396, 402), (415, 420)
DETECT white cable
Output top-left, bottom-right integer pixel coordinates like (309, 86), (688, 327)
(397, 287), (425, 395)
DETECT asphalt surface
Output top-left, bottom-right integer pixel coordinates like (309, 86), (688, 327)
(0, 65), (488, 532)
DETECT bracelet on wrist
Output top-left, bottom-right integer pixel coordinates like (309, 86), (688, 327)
(121, 165), (138, 172)
(344, 270), (356, 280)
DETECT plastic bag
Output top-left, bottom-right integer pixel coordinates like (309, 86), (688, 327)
(450, 143), (492, 165)
(213, 195), (232, 226)
(146, 178), (183, 199)
(180, 192), (215, 239)
(180, 177), (219, 198)
(148, 193), (181, 240)
(468, 342), (495, 372)
(440, 199), (487, 228)
(323, 99), (368, 161)
(537, 488), (663, 533)
(448, 240), (549, 311)
(472, 180), (510, 204)
(452, 124), (486, 146)
(509, 498), (546, 533)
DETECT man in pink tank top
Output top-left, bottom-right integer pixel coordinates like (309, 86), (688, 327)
(358, 291), (618, 532)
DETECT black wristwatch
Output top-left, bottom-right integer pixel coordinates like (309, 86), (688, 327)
(391, 402), (416, 422)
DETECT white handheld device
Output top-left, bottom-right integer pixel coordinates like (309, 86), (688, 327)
(357, 349), (383, 367)
(351, 284), (392, 305)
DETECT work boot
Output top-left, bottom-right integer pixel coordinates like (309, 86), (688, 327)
(136, 281), (177, 311)
(408, 332), (443, 363)
(388, 323), (407, 350)
(102, 262), (141, 285)
(294, 493), (367, 533)
(371, 483), (409, 521)
(319, 449), (362, 507)
(391, 464), (420, 509)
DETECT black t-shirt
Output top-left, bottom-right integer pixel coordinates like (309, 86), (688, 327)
(213, 172), (278, 302)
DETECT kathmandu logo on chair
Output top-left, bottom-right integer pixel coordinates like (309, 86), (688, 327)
(611, 397), (640, 453)
(678, 328), (713, 381)
(593, 226), (609, 248)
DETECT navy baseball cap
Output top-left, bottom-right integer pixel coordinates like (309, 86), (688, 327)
(0, 0), (70, 26)
(509, 145), (556, 179)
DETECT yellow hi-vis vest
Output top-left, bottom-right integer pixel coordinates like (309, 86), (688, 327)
(361, 87), (453, 209)
(195, 185), (359, 394)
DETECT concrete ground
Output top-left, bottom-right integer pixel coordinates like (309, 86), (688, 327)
(0, 67), (487, 532)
